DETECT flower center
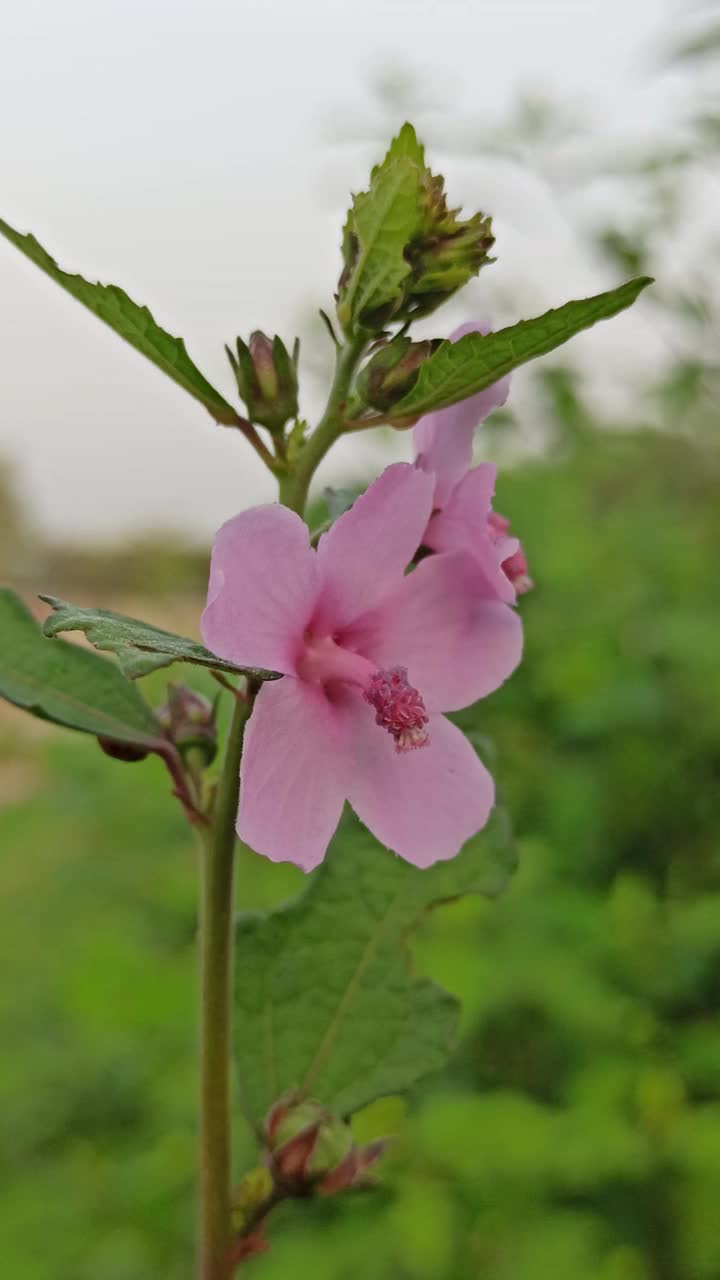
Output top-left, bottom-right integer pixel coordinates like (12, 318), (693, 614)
(297, 638), (430, 753)
(364, 666), (430, 753)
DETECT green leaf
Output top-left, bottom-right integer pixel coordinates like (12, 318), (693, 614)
(0, 219), (241, 426)
(234, 809), (515, 1125)
(0, 588), (163, 747)
(324, 486), (361, 522)
(40, 597), (281, 683)
(375, 120), (426, 171)
(337, 156), (422, 333)
(390, 277), (654, 420)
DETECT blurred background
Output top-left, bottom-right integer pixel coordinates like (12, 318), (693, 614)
(2, 1), (720, 1277)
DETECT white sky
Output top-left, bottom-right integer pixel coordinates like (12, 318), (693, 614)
(0, 0), (687, 541)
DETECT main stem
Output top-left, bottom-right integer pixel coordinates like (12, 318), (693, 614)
(197, 332), (365, 1276)
(278, 334), (366, 515)
(198, 690), (256, 1280)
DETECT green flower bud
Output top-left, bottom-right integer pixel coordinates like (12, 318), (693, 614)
(226, 331), (299, 433)
(262, 1095), (388, 1199)
(409, 211), (495, 313)
(337, 123), (496, 335)
(347, 336), (438, 419)
(156, 683), (217, 766)
(263, 1095), (353, 1188)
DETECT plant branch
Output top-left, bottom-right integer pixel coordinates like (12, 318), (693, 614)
(160, 743), (209, 826)
(277, 334), (367, 516)
(198, 685), (259, 1280)
(230, 413), (282, 473)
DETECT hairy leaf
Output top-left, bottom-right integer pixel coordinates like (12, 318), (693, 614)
(337, 157), (422, 333)
(234, 808), (515, 1125)
(40, 597), (281, 683)
(391, 277), (654, 419)
(0, 219), (241, 425)
(0, 588), (163, 746)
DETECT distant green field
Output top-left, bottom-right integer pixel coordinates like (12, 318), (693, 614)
(2, 427), (719, 1280)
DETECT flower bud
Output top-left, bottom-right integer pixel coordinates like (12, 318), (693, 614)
(337, 124), (495, 335)
(409, 211), (495, 313)
(156, 683), (217, 765)
(317, 1138), (389, 1196)
(348, 337), (438, 418)
(226, 331), (299, 433)
(262, 1095), (356, 1192)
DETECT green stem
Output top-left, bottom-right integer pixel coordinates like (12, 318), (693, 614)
(232, 414), (282, 474)
(197, 332), (364, 1275)
(198, 689), (257, 1280)
(278, 334), (366, 516)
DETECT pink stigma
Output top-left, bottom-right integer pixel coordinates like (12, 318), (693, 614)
(364, 666), (430, 753)
(487, 510), (534, 594)
(501, 546), (534, 594)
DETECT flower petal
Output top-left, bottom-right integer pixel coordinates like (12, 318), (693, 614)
(448, 321), (492, 342)
(238, 677), (349, 872)
(344, 699), (494, 867)
(202, 505), (319, 675)
(346, 551), (523, 712)
(315, 463), (434, 629)
(413, 322), (510, 509)
(424, 464), (517, 604)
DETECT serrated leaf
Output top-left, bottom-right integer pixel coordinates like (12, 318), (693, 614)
(391, 276), (654, 420)
(0, 219), (241, 426)
(338, 157), (422, 333)
(0, 588), (163, 747)
(234, 808), (515, 1125)
(40, 597), (281, 683)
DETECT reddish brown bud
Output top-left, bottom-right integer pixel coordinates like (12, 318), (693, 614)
(264, 1097), (292, 1145)
(317, 1139), (389, 1196)
(262, 1095), (387, 1199)
(273, 1124), (322, 1183)
(156, 683), (217, 766)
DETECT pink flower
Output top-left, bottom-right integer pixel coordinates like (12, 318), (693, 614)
(202, 464), (522, 872)
(414, 322), (533, 600)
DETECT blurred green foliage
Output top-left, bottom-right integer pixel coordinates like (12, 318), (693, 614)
(2, 417), (719, 1279)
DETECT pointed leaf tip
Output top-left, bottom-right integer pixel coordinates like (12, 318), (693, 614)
(40, 596), (282, 683)
(390, 275), (654, 420)
(0, 218), (241, 426)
